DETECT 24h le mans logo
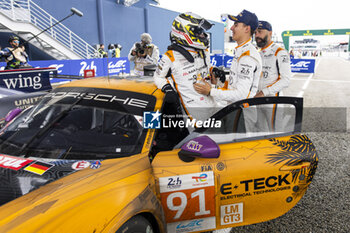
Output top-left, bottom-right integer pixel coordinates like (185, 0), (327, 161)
(143, 110), (161, 129)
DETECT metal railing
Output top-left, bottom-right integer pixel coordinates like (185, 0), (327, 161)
(0, 0), (98, 59)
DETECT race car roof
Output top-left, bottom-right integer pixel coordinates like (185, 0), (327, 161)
(59, 76), (159, 96)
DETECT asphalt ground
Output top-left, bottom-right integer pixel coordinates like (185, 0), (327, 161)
(215, 56), (350, 233)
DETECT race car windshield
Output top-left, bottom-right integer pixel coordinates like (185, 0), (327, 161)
(0, 87), (156, 160)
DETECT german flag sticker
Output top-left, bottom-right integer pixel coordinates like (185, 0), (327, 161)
(24, 161), (53, 175)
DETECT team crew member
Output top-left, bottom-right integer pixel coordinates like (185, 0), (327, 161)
(194, 10), (262, 105)
(0, 36), (29, 70)
(129, 33), (159, 76)
(254, 20), (291, 132)
(154, 12), (218, 121)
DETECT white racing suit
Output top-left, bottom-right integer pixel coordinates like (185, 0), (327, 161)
(128, 43), (160, 76)
(154, 46), (218, 122)
(210, 39), (262, 133)
(257, 41), (291, 133)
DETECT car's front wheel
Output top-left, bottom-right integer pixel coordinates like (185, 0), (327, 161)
(115, 215), (154, 233)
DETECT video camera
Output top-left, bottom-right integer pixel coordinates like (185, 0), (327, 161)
(135, 42), (148, 56)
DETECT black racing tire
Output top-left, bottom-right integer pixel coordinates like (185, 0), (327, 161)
(115, 215), (154, 233)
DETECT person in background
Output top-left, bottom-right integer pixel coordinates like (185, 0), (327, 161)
(254, 20), (291, 132)
(114, 43), (122, 58)
(289, 49), (294, 59)
(108, 44), (115, 57)
(98, 44), (108, 58)
(0, 36), (30, 69)
(128, 33), (159, 76)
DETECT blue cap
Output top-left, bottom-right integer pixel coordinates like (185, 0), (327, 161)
(258, 20), (272, 31)
(228, 9), (259, 31)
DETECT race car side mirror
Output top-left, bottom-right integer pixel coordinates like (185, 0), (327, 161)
(5, 108), (22, 122)
(178, 135), (220, 162)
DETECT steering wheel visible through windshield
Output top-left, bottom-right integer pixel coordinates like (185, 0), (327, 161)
(0, 87), (156, 160)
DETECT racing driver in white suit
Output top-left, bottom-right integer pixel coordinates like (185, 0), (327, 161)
(194, 9), (262, 133)
(194, 10), (262, 105)
(154, 12), (220, 122)
(254, 20), (291, 132)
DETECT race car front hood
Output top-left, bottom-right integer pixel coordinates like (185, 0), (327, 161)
(0, 153), (156, 233)
(0, 154), (111, 206)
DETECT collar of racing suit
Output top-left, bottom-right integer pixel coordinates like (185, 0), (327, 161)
(235, 38), (252, 49)
(261, 41), (274, 51)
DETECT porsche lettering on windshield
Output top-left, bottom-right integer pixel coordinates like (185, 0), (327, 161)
(45, 92), (149, 109)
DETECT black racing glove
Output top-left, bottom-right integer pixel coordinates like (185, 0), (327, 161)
(212, 67), (226, 83)
(161, 84), (178, 103)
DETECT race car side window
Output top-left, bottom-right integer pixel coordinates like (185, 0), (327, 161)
(193, 97), (303, 144)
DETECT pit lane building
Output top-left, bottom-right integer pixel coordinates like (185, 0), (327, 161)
(0, 0), (224, 61)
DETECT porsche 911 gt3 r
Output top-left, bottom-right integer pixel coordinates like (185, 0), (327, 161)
(0, 76), (318, 233)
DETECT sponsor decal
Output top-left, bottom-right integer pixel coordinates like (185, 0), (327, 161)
(262, 71), (269, 79)
(216, 162), (225, 171)
(79, 61), (97, 76)
(48, 64), (64, 74)
(201, 165), (213, 172)
(0, 154), (33, 171)
(24, 161), (54, 175)
(221, 203), (243, 225)
(14, 96), (43, 109)
(90, 161), (101, 169)
(211, 57), (217, 66)
(186, 140), (203, 152)
(192, 173), (208, 183)
(281, 55), (289, 63)
(220, 174), (292, 200)
(240, 67), (250, 75)
(291, 61), (311, 68)
(0, 57), (130, 81)
(159, 172), (215, 232)
(0, 69), (54, 92)
(263, 53), (274, 58)
(240, 174), (290, 191)
(72, 161), (91, 170)
(45, 92), (149, 109)
(3, 75), (42, 90)
(166, 177), (182, 189)
(290, 58), (315, 73)
(177, 219), (203, 230)
(108, 60), (127, 73)
(167, 217), (216, 233)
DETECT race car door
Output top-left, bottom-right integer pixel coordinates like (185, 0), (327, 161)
(151, 96), (318, 233)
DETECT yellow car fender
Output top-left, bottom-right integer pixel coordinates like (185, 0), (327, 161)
(0, 154), (164, 233)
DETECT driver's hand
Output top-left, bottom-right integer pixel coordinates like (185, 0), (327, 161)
(193, 81), (211, 96)
(254, 91), (265, 98)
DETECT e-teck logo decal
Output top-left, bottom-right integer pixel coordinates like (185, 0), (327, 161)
(143, 110), (161, 129)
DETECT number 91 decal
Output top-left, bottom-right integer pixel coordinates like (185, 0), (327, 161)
(159, 172), (216, 233)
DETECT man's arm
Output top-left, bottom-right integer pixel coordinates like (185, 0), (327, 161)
(144, 45), (159, 65)
(153, 52), (172, 89)
(262, 49), (291, 96)
(0, 48), (11, 57)
(128, 44), (137, 62)
(209, 56), (259, 102)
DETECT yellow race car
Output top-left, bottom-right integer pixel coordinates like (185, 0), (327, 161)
(0, 77), (318, 233)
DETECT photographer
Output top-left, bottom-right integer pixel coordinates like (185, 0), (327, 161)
(128, 33), (159, 76)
